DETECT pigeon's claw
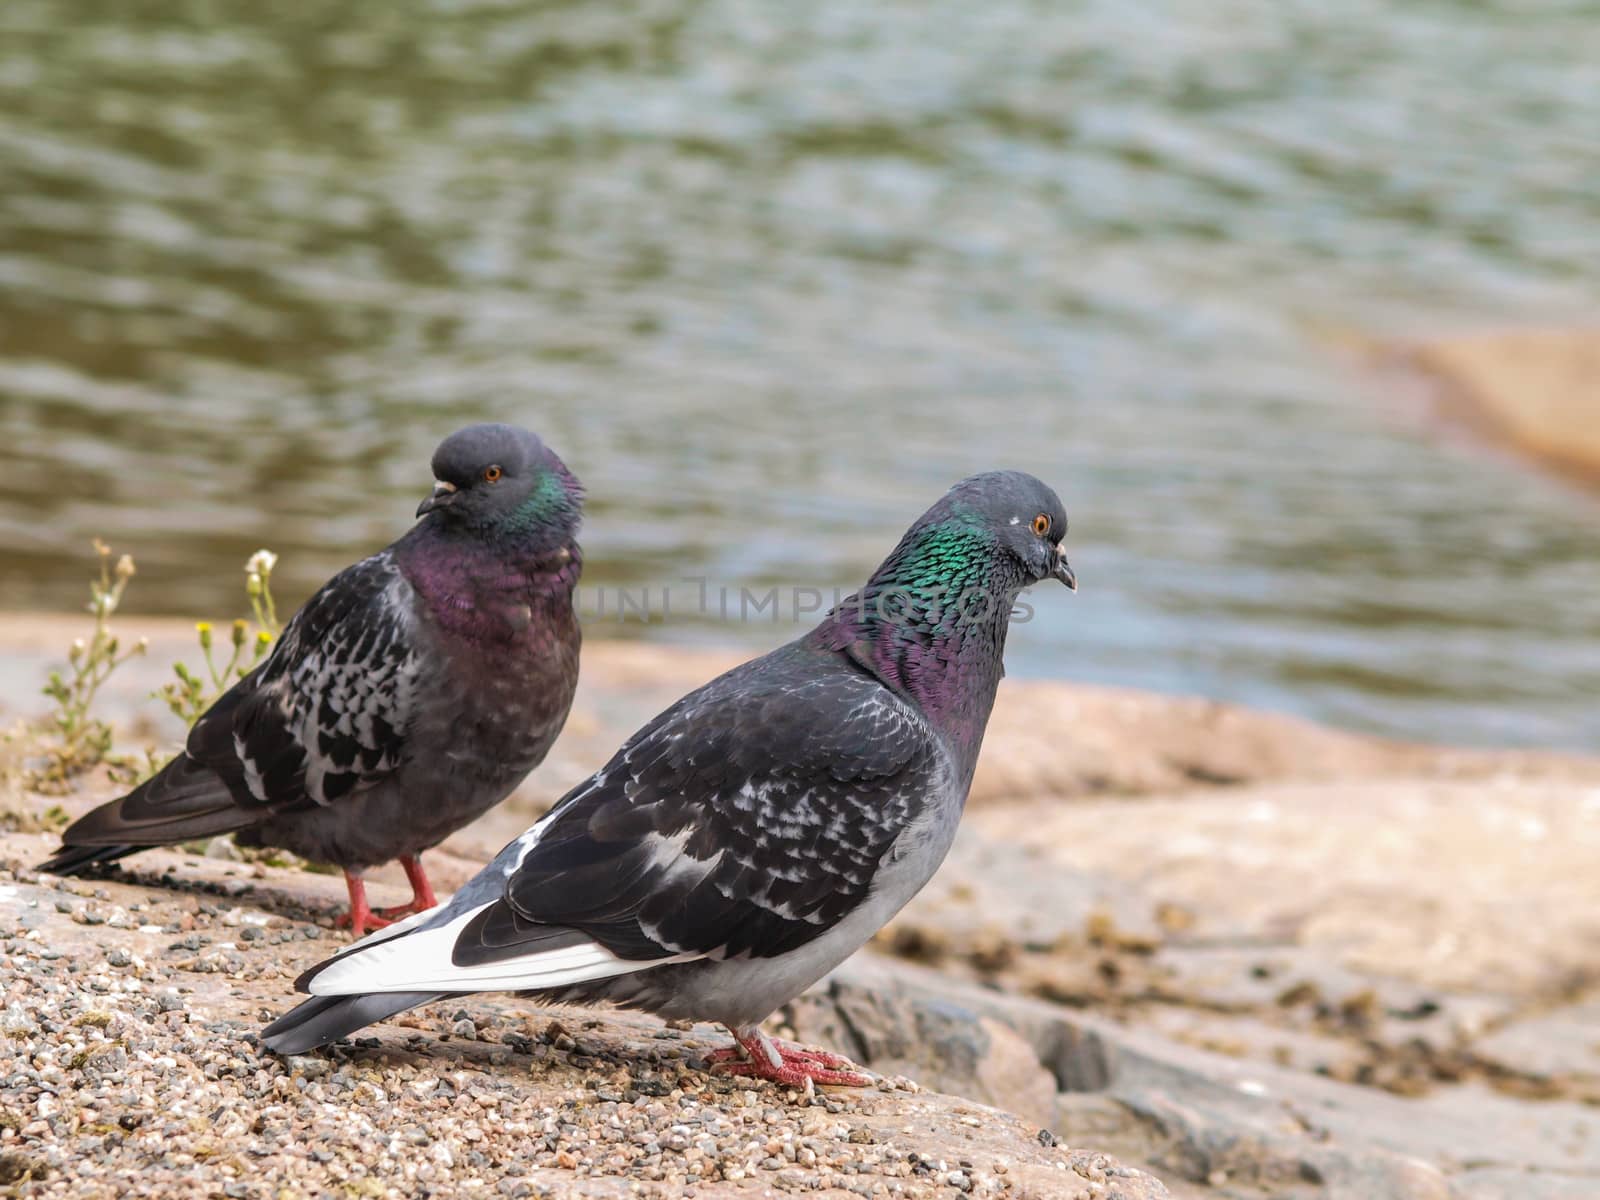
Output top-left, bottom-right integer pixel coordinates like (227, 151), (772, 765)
(701, 1045), (745, 1068)
(335, 871), (395, 939)
(372, 902), (426, 922)
(712, 1056), (874, 1089)
(710, 1028), (874, 1089)
(333, 907), (394, 937)
(783, 1046), (862, 1073)
(703, 1041), (855, 1071)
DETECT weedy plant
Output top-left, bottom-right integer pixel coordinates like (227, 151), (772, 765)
(158, 550), (282, 727)
(12, 543), (286, 796)
(31, 540), (150, 789)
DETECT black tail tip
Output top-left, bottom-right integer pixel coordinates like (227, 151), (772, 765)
(34, 843), (138, 877)
(261, 992), (445, 1057)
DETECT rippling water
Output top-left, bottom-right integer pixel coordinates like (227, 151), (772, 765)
(1, 0), (1597, 748)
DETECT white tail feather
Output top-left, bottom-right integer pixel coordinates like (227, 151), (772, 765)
(306, 903), (694, 995)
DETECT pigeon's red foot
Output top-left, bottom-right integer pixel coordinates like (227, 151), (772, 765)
(374, 855), (439, 922)
(333, 906), (393, 936)
(708, 1027), (873, 1089)
(334, 871), (392, 939)
(372, 902), (425, 922)
(335, 856), (438, 939)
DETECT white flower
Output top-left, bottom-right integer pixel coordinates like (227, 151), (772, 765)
(245, 549), (278, 576)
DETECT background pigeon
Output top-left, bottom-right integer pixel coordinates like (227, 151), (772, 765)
(262, 471), (1075, 1086)
(38, 423), (584, 937)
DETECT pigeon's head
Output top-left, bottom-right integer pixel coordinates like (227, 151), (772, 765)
(417, 423), (583, 541)
(933, 470), (1076, 592)
(848, 470), (1075, 641)
(826, 470), (1075, 723)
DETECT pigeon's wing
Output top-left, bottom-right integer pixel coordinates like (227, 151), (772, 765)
(195, 550), (424, 810)
(53, 553), (424, 850)
(490, 669), (941, 961)
(297, 657), (945, 996)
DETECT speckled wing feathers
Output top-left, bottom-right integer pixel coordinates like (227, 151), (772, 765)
(57, 553), (422, 848)
(450, 654), (941, 971)
(207, 552), (422, 811)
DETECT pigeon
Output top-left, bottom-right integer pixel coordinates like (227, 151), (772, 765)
(261, 470), (1075, 1087)
(38, 423), (585, 938)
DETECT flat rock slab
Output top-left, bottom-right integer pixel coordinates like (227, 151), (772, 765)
(798, 960), (1600, 1200)
(858, 777), (1600, 1198)
(1409, 328), (1600, 486)
(956, 779), (1600, 998)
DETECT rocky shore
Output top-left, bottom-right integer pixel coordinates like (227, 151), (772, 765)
(4, 620), (1600, 1198)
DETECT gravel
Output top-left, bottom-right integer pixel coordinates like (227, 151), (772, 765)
(0, 843), (1168, 1199)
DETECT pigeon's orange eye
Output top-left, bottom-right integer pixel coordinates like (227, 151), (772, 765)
(483, 465), (503, 483)
(1031, 513), (1051, 536)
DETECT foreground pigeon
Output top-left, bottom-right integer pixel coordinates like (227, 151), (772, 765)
(262, 470), (1075, 1086)
(39, 423), (584, 937)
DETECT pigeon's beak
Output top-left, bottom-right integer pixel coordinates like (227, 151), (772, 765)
(416, 480), (458, 517)
(1051, 548), (1077, 592)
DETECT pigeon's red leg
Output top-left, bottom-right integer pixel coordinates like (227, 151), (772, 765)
(707, 1026), (873, 1088)
(403, 855), (439, 908)
(375, 855), (438, 922)
(334, 871), (393, 939)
